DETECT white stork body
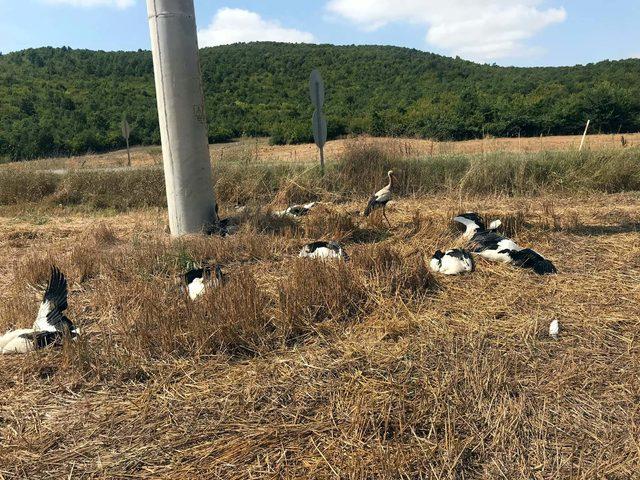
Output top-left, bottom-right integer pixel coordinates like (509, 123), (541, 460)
(454, 213), (557, 274)
(299, 241), (348, 260)
(0, 329), (35, 354)
(276, 202), (317, 218)
(364, 170), (395, 226)
(430, 249), (475, 275)
(0, 267), (78, 355)
(188, 277), (206, 301)
(454, 213), (522, 263)
(476, 239), (521, 263)
(183, 264), (224, 301)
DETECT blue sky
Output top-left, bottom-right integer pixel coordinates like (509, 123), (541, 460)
(0, 0), (638, 66)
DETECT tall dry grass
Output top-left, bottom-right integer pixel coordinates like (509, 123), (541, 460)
(276, 259), (369, 342)
(1, 144), (639, 211)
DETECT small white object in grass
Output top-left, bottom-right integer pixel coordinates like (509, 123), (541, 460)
(488, 219), (502, 230)
(549, 319), (560, 339)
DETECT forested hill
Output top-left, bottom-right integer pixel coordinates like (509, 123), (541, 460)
(2, 43), (640, 160)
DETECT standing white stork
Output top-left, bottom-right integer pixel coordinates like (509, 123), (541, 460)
(364, 170), (396, 227)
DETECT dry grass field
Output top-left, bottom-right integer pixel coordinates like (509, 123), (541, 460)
(3, 132), (639, 173)
(0, 140), (639, 479)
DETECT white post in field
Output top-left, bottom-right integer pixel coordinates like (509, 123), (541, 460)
(579, 119), (591, 151)
(146, 0), (216, 235)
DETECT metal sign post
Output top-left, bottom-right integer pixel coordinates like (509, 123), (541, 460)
(121, 117), (131, 167)
(310, 69), (327, 175)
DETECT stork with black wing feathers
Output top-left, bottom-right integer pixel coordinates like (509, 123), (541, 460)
(364, 170), (396, 227)
(0, 267), (79, 354)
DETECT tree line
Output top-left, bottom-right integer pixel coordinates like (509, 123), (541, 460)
(1, 43), (639, 160)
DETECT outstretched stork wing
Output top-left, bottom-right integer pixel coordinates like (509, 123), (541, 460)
(33, 266), (69, 332)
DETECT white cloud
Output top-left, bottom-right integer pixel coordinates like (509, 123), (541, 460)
(198, 8), (316, 47)
(42, 0), (134, 7)
(326, 0), (566, 61)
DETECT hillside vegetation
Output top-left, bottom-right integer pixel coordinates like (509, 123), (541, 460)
(1, 43), (640, 160)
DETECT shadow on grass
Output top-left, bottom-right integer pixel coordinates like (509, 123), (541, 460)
(351, 227), (392, 244)
(564, 222), (640, 236)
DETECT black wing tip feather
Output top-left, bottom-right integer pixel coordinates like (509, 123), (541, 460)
(44, 265), (68, 312)
(305, 241), (330, 251)
(364, 195), (377, 216)
(534, 260), (557, 275)
(184, 267), (205, 285)
(447, 248), (467, 259)
(214, 264), (224, 283)
(46, 309), (76, 332)
(19, 330), (71, 349)
(509, 249), (557, 275)
(288, 205), (309, 217)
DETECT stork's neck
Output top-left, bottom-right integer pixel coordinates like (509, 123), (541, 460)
(387, 173), (394, 189)
(462, 224), (479, 240)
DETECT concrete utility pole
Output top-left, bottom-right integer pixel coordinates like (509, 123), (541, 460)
(146, 0), (216, 235)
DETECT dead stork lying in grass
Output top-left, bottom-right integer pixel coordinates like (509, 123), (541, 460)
(183, 263), (224, 301)
(430, 249), (475, 275)
(211, 203), (240, 237)
(299, 241), (349, 260)
(454, 213), (522, 263)
(364, 170), (396, 227)
(504, 248), (557, 275)
(276, 202), (317, 218)
(454, 213), (557, 274)
(0, 267), (79, 354)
